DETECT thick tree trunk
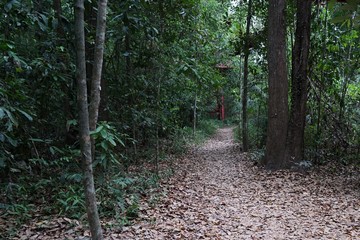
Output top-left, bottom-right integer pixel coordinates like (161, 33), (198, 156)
(242, 0), (252, 152)
(74, 0), (103, 239)
(286, 0), (312, 165)
(264, 0), (289, 169)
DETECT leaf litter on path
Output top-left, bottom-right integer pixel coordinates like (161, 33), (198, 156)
(118, 127), (359, 239)
(8, 127), (360, 239)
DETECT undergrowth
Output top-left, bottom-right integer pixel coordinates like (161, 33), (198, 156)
(0, 119), (222, 238)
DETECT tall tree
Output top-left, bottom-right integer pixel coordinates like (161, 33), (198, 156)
(89, 0), (108, 137)
(286, 0), (312, 164)
(242, 0), (253, 152)
(264, 0), (289, 169)
(74, 0), (106, 239)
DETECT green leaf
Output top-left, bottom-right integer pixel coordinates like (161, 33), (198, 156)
(4, 0), (18, 12)
(17, 109), (33, 121)
(66, 119), (77, 128)
(100, 129), (108, 138)
(328, 0), (337, 10)
(5, 134), (17, 147)
(37, 18), (47, 32)
(0, 108), (5, 119)
(116, 138), (125, 147)
(331, 14), (353, 24)
(49, 146), (56, 155)
(3, 108), (18, 128)
(95, 125), (104, 133)
(10, 168), (21, 173)
(101, 141), (108, 150)
(29, 138), (45, 143)
(0, 158), (5, 168)
(109, 137), (117, 146)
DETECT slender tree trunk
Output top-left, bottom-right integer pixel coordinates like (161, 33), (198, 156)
(286, 0), (312, 165)
(315, 2), (328, 162)
(264, 0), (289, 169)
(99, 59), (109, 121)
(53, 0), (63, 35)
(193, 94), (197, 137)
(85, 1), (97, 89)
(339, 18), (355, 126)
(89, 0), (108, 131)
(74, 1), (103, 239)
(242, 0), (252, 152)
(238, 54), (242, 144)
(156, 70), (161, 175)
(53, 0), (73, 141)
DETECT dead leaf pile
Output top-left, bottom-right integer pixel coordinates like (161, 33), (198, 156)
(7, 127), (360, 239)
(118, 127), (360, 239)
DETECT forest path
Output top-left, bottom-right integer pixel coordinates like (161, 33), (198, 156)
(118, 126), (360, 239)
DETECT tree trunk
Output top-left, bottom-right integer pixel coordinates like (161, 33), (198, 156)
(74, 0), (103, 239)
(53, 0), (73, 142)
(53, 0), (63, 35)
(264, 0), (289, 169)
(286, 0), (312, 165)
(315, 2), (328, 162)
(89, 0), (108, 131)
(193, 94), (197, 137)
(242, 0), (252, 152)
(156, 70), (162, 175)
(238, 54), (242, 144)
(122, 13), (137, 162)
(85, 0), (97, 92)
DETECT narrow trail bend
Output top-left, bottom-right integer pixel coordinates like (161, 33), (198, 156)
(119, 127), (359, 240)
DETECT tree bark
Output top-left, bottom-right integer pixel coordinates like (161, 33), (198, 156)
(238, 54), (242, 144)
(89, 0), (108, 132)
(264, 0), (289, 169)
(286, 0), (312, 165)
(74, 0), (103, 239)
(85, 0), (97, 93)
(193, 94), (197, 137)
(53, 0), (63, 35)
(242, 0), (252, 152)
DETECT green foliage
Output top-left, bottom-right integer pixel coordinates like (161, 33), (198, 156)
(1, 0), (359, 237)
(91, 122), (129, 170)
(55, 185), (85, 218)
(6, 203), (35, 223)
(329, 0), (360, 26)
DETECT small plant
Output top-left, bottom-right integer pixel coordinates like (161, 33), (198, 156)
(55, 185), (85, 218)
(91, 122), (128, 171)
(7, 203), (34, 223)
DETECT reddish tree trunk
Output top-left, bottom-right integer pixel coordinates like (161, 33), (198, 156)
(264, 0), (289, 169)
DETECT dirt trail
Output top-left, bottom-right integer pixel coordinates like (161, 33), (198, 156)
(119, 127), (360, 239)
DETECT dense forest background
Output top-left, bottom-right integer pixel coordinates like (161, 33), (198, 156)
(0, 0), (359, 239)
